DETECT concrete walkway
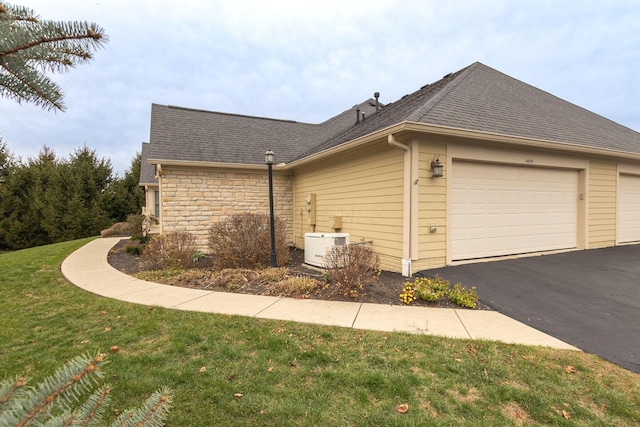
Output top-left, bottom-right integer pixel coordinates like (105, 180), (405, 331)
(61, 238), (579, 351)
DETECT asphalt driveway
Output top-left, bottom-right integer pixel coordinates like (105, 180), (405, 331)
(418, 245), (640, 373)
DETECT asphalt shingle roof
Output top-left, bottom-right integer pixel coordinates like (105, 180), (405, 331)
(145, 62), (640, 172)
(301, 62), (640, 158)
(139, 142), (157, 185)
(146, 99), (380, 165)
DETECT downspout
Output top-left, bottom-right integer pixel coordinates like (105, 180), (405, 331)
(387, 134), (412, 276)
(154, 163), (163, 234)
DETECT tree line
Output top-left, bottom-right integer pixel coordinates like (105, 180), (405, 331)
(0, 140), (143, 250)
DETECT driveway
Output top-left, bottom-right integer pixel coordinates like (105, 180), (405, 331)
(418, 245), (640, 373)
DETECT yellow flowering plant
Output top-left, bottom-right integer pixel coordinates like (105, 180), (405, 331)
(399, 283), (416, 304)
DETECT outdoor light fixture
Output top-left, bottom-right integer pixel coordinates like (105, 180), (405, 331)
(431, 155), (444, 178)
(265, 149), (275, 165)
(265, 150), (277, 267)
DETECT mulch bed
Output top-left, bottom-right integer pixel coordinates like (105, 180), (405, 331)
(107, 238), (490, 310)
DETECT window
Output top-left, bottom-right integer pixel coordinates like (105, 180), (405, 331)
(154, 190), (160, 219)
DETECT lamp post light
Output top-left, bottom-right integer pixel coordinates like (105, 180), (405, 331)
(265, 150), (277, 267)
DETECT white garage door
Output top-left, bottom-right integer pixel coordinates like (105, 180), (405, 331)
(451, 161), (578, 261)
(618, 174), (640, 243)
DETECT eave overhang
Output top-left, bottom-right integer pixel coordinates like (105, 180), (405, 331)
(285, 121), (640, 169)
(146, 159), (286, 171)
(146, 121), (640, 172)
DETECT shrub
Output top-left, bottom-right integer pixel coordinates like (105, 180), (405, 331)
(208, 213), (290, 269)
(127, 214), (158, 240)
(266, 275), (321, 297)
(414, 275), (450, 302)
(140, 231), (198, 270)
(100, 221), (130, 237)
(257, 267), (290, 284)
(211, 268), (258, 291)
(100, 214), (156, 239)
(447, 283), (479, 309)
(401, 275), (478, 309)
(192, 249), (204, 263)
(125, 244), (143, 256)
(0, 352), (171, 426)
(324, 244), (380, 297)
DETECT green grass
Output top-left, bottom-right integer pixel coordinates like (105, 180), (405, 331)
(1, 239), (639, 426)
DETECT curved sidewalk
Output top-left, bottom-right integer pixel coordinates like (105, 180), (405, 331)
(61, 238), (579, 351)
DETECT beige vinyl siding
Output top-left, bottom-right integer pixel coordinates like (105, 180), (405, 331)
(292, 141), (405, 272)
(142, 185), (158, 218)
(618, 173), (640, 243)
(161, 166), (293, 250)
(413, 142), (447, 271)
(588, 160), (617, 248)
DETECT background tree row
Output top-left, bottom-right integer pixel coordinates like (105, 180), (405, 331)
(0, 140), (143, 250)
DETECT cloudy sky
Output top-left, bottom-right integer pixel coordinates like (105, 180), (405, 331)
(2, 0), (639, 176)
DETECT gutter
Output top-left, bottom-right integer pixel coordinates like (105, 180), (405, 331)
(147, 159), (285, 171)
(387, 134), (413, 277)
(402, 122), (640, 161)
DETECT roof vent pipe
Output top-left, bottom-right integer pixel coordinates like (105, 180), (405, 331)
(356, 107), (360, 123)
(362, 112), (366, 121)
(374, 92), (380, 112)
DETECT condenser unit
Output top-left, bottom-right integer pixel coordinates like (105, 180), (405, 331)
(304, 233), (350, 267)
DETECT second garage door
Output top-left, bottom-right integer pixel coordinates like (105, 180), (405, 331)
(618, 174), (640, 243)
(451, 161), (578, 261)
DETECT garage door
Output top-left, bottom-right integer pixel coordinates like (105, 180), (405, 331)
(451, 161), (578, 260)
(618, 174), (640, 243)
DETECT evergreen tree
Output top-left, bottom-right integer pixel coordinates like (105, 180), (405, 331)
(0, 144), (147, 249)
(0, 138), (15, 179)
(41, 146), (113, 242)
(0, 146), (58, 249)
(102, 152), (145, 222)
(0, 1), (107, 111)
(0, 145), (118, 249)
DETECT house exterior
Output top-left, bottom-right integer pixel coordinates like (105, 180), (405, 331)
(140, 62), (640, 275)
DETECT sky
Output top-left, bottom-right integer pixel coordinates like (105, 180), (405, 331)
(1, 0), (639, 176)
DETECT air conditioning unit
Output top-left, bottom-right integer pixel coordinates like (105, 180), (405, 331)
(304, 233), (350, 267)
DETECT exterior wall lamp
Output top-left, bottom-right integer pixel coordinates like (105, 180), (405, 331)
(431, 155), (444, 178)
(265, 150), (277, 267)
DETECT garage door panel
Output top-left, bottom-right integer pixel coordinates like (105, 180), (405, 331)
(618, 174), (640, 243)
(451, 161), (578, 260)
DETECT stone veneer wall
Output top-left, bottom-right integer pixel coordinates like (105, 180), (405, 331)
(160, 167), (294, 250)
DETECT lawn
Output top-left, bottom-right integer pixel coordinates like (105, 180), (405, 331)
(1, 238), (639, 426)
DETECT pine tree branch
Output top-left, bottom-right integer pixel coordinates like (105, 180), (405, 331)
(50, 385), (111, 427)
(0, 57), (64, 110)
(0, 376), (29, 410)
(0, 1), (107, 111)
(1, 28), (104, 58)
(109, 387), (172, 427)
(13, 353), (107, 427)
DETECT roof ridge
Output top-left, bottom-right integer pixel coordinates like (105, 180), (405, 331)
(164, 104), (300, 124)
(316, 98), (382, 126)
(405, 62), (479, 122)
